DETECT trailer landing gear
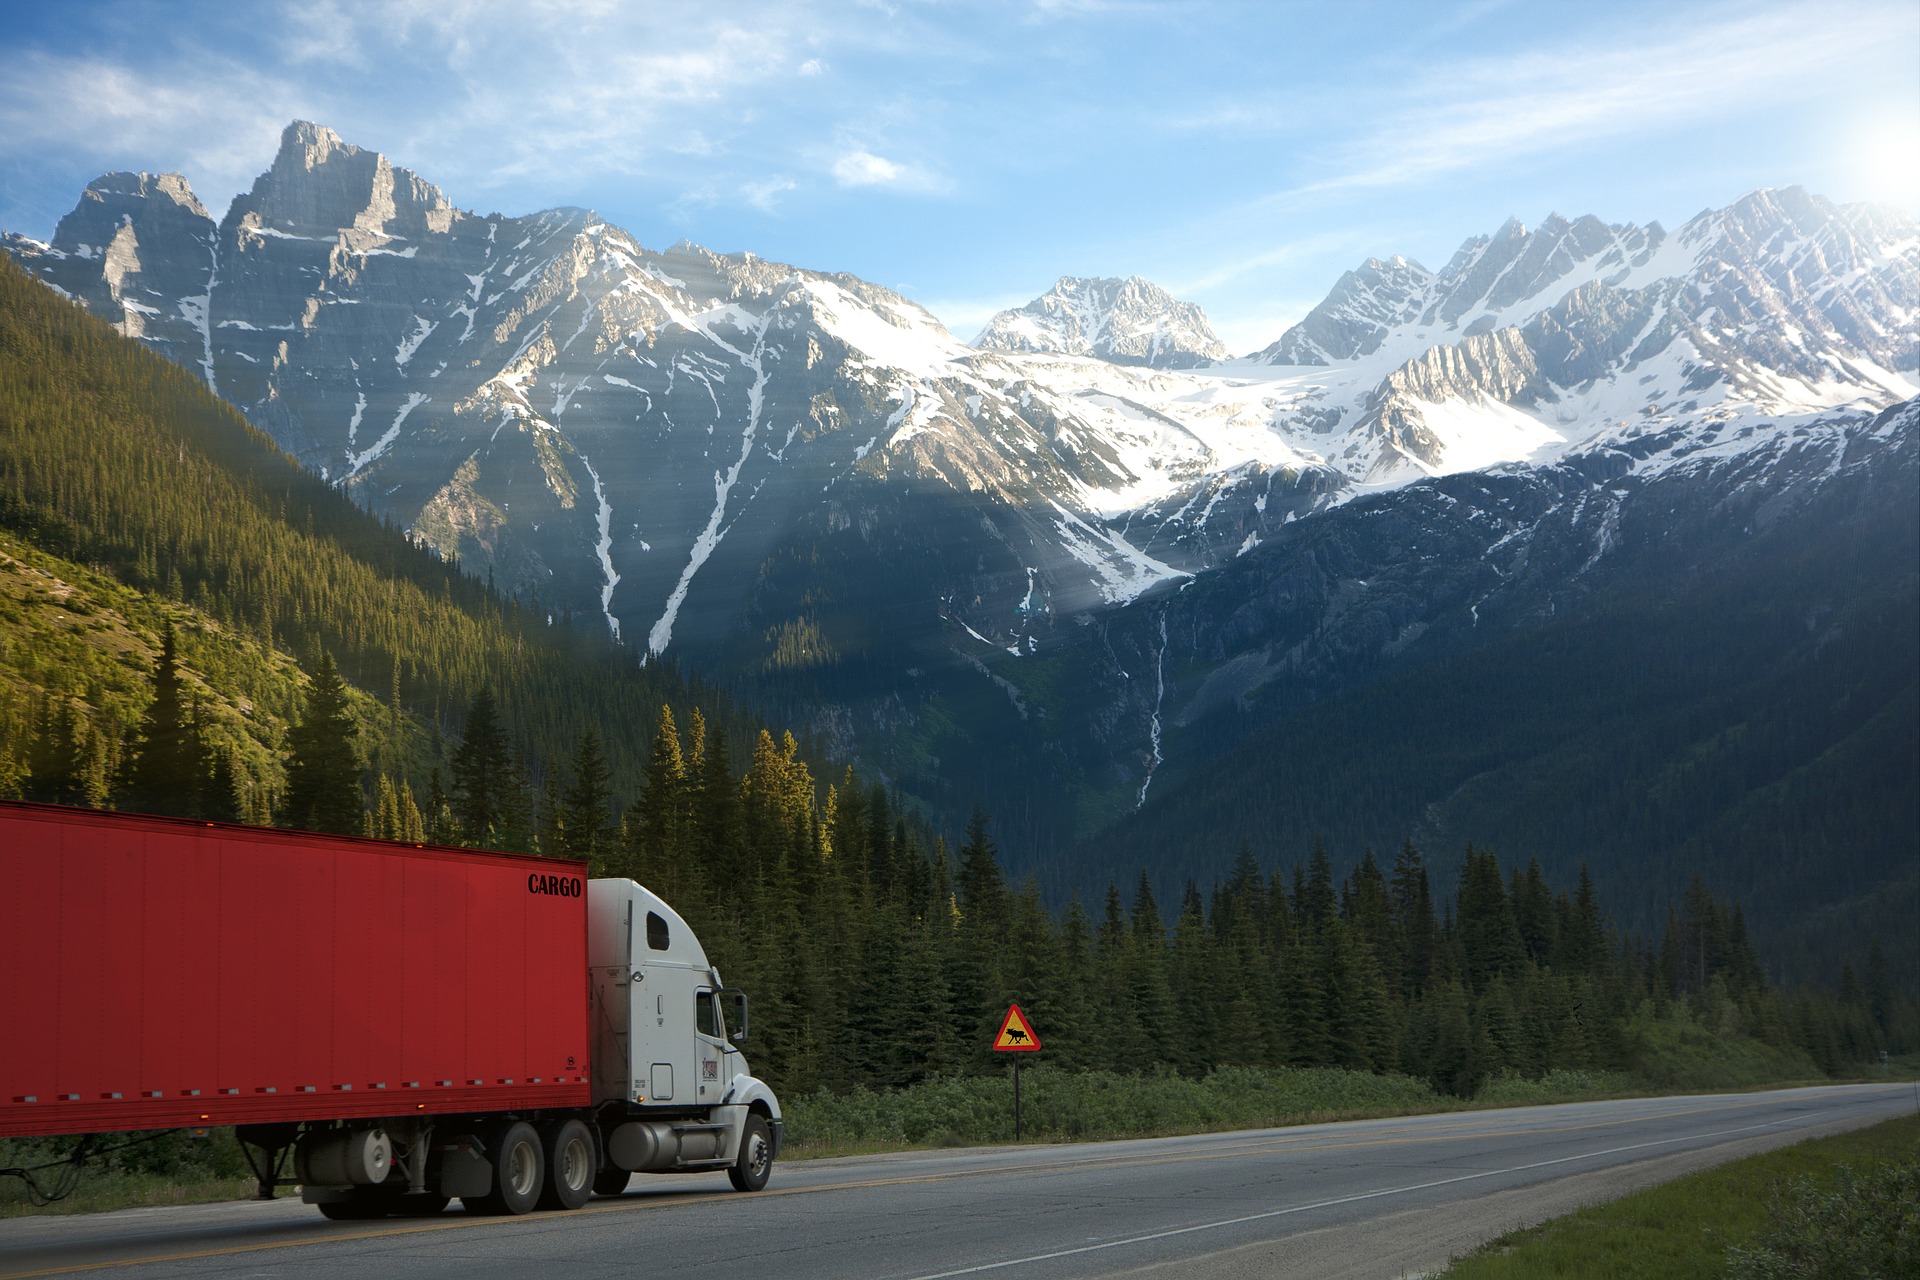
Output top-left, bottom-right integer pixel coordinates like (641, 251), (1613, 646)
(234, 1124), (301, 1200)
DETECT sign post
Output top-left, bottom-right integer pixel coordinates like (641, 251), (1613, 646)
(992, 1003), (1042, 1141)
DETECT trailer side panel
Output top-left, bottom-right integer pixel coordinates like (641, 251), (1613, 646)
(0, 803), (590, 1138)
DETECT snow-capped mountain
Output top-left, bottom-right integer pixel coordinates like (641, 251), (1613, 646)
(973, 275), (1228, 368)
(4, 123), (1914, 718)
(5, 124), (1331, 668)
(1247, 192), (1917, 481)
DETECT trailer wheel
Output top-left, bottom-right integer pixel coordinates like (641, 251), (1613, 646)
(592, 1166), (632, 1197)
(462, 1121), (543, 1216)
(537, 1119), (595, 1210)
(727, 1114), (773, 1192)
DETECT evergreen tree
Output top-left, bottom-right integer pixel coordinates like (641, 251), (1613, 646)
(955, 807), (1010, 931)
(25, 697), (88, 805)
(1455, 846), (1525, 994)
(688, 721), (739, 910)
(450, 687), (511, 844)
(120, 625), (206, 817)
(1390, 840), (1439, 999)
(628, 705), (686, 888)
(281, 651), (363, 835)
(560, 728), (614, 867)
(200, 746), (240, 823)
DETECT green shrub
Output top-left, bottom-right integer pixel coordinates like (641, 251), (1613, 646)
(1726, 1159), (1920, 1279)
(783, 1064), (1440, 1151)
(1625, 1006), (1822, 1091)
(1473, 1069), (1638, 1105)
(0, 1129), (254, 1216)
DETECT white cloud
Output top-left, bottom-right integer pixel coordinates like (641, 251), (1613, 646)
(829, 148), (947, 193)
(832, 150), (904, 187)
(0, 50), (307, 220)
(1298, 3), (1911, 199)
(741, 176), (797, 212)
(798, 58), (824, 75)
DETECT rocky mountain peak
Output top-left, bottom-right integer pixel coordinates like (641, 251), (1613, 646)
(973, 274), (1226, 368)
(78, 171), (208, 220)
(233, 120), (455, 245)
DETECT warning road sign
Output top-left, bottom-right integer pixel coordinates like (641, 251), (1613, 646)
(993, 1003), (1042, 1052)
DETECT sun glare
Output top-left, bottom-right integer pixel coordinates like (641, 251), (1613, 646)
(1835, 108), (1920, 211)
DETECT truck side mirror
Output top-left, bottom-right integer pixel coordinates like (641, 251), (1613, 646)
(730, 991), (749, 1044)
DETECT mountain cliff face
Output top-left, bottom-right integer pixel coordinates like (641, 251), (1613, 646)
(973, 275), (1228, 367)
(1253, 191), (1917, 481)
(1025, 397), (1917, 964)
(3, 125), (1341, 676)
(5, 123), (1915, 887)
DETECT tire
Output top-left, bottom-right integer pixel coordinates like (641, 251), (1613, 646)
(391, 1193), (451, 1217)
(592, 1165), (632, 1197)
(461, 1121), (544, 1216)
(727, 1113), (773, 1192)
(537, 1119), (596, 1211)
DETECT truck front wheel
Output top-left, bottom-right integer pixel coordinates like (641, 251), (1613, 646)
(462, 1121), (543, 1216)
(537, 1119), (595, 1210)
(728, 1114), (773, 1192)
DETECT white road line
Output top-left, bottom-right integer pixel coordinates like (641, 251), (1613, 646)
(903, 1112), (1819, 1278)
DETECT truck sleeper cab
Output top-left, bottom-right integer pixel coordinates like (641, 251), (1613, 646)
(287, 878), (782, 1219)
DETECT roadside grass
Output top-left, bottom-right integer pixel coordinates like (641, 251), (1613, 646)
(1432, 1112), (1920, 1279)
(0, 1129), (254, 1218)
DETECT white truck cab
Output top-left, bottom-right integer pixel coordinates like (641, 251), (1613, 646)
(586, 879), (782, 1192)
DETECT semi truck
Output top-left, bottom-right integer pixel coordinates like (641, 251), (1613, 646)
(0, 800), (782, 1218)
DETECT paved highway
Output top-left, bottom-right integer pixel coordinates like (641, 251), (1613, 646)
(2, 1084), (1912, 1280)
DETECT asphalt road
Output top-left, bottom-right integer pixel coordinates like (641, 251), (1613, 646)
(2, 1084), (1913, 1280)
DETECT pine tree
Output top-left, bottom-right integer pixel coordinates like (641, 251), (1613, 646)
(200, 746), (240, 823)
(1455, 846), (1524, 994)
(1391, 840), (1439, 998)
(955, 807), (1010, 932)
(25, 697), (88, 805)
(120, 625), (207, 817)
(687, 721), (738, 913)
(560, 728), (614, 867)
(450, 687), (511, 844)
(282, 651), (363, 835)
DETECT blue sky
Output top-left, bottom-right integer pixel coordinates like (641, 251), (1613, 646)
(3, 0), (1915, 352)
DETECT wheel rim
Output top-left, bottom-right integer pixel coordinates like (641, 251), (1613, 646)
(507, 1140), (538, 1198)
(560, 1136), (590, 1191)
(746, 1132), (770, 1180)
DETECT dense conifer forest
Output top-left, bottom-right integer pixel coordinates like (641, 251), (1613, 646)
(2, 256), (1911, 1108)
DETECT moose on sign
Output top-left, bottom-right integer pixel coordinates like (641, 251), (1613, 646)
(993, 1003), (1041, 1052)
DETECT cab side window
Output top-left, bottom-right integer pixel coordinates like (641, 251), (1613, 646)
(647, 911), (670, 951)
(696, 990), (719, 1038)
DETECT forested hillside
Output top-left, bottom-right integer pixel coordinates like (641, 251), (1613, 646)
(1045, 404), (1918, 990)
(0, 254), (710, 811)
(554, 705), (1919, 1098)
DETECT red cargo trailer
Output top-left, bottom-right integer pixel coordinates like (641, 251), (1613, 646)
(0, 800), (591, 1139)
(0, 800), (783, 1219)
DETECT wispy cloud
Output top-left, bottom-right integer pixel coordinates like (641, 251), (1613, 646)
(2, 0), (924, 224)
(0, 49), (305, 214)
(741, 176), (797, 212)
(1291, 3), (1910, 200)
(830, 148), (946, 193)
